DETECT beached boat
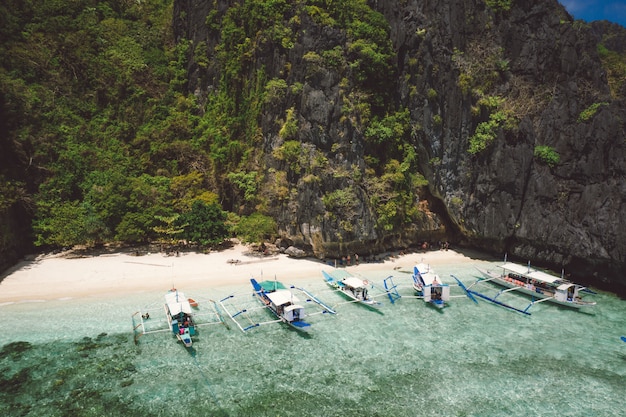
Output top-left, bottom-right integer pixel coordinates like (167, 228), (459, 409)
(132, 292), (226, 345)
(164, 289), (197, 347)
(383, 264), (477, 308)
(411, 263), (451, 308)
(218, 280), (335, 332)
(250, 278), (312, 332)
(471, 262), (596, 313)
(323, 270), (381, 308)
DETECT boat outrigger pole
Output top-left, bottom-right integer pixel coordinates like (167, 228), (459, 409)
(450, 275), (478, 304)
(467, 290), (531, 316)
(452, 273), (532, 315)
(383, 275), (401, 304)
(291, 286), (337, 315)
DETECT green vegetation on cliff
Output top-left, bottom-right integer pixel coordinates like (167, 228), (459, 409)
(0, 0), (420, 252)
(3, 0), (623, 283)
(0, 0), (229, 248)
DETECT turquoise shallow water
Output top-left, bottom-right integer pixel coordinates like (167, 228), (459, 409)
(0, 255), (624, 416)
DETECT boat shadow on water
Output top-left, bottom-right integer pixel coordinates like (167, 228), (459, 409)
(553, 304), (596, 316)
(367, 307), (385, 316)
(424, 303), (446, 314)
(290, 328), (313, 339)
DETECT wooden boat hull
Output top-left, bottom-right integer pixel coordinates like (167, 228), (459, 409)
(477, 268), (595, 309)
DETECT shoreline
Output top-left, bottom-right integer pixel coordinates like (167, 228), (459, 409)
(0, 243), (488, 304)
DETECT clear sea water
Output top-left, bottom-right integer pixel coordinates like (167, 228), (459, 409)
(0, 254), (624, 416)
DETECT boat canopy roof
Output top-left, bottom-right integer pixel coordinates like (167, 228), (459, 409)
(415, 263), (441, 285)
(415, 263), (431, 274)
(343, 277), (366, 288)
(258, 280), (287, 292)
(266, 289), (299, 306)
(165, 291), (192, 315)
(500, 263), (564, 284)
(284, 304), (304, 312)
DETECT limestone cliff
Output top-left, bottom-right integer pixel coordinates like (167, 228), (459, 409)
(174, 0), (625, 291)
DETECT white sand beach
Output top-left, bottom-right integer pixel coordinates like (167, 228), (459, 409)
(0, 243), (481, 303)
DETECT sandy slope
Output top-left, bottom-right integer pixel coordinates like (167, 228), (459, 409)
(0, 243), (479, 303)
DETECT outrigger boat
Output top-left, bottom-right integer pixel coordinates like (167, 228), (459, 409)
(219, 278), (337, 333)
(132, 290), (228, 345)
(323, 270), (382, 308)
(250, 278), (312, 332)
(463, 261), (596, 315)
(411, 263), (451, 308)
(219, 278), (336, 332)
(164, 289), (197, 347)
(383, 263), (478, 308)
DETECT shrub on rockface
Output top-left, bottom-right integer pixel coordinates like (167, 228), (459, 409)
(578, 102), (608, 123)
(534, 145), (560, 168)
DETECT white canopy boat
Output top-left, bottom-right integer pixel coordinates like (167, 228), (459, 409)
(468, 261), (596, 314)
(218, 279), (335, 332)
(164, 289), (196, 347)
(411, 263), (451, 308)
(249, 279), (312, 332)
(131, 290), (226, 345)
(382, 263), (478, 308)
(323, 270), (382, 308)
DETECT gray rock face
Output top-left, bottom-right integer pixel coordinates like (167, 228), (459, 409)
(174, 0), (625, 291)
(284, 245), (306, 258)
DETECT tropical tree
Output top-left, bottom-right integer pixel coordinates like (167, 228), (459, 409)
(177, 200), (229, 246)
(234, 212), (277, 243)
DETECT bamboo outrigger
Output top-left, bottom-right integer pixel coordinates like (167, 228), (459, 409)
(131, 289), (228, 345)
(218, 278), (336, 332)
(322, 270), (383, 309)
(458, 261), (596, 315)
